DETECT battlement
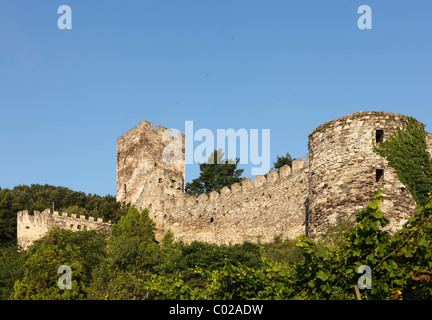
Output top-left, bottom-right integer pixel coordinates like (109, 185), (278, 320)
(17, 209), (111, 249)
(309, 111), (410, 138)
(149, 158), (309, 244)
(117, 120), (186, 210)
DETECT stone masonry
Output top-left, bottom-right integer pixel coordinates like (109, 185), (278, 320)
(17, 209), (111, 249)
(17, 111), (432, 248)
(151, 159), (309, 243)
(116, 111), (432, 244)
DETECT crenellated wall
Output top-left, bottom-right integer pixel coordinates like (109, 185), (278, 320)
(18, 112), (432, 248)
(150, 159), (309, 244)
(115, 112), (432, 244)
(117, 120), (186, 214)
(17, 209), (111, 249)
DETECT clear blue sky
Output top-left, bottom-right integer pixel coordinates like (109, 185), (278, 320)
(1, 0), (431, 197)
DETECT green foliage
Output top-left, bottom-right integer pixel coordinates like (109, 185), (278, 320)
(272, 153), (294, 172)
(0, 184), (129, 247)
(161, 230), (175, 247)
(198, 260), (295, 299)
(52, 229), (108, 286)
(158, 241), (264, 289)
(0, 189), (20, 246)
(87, 266), (152, 300)
(107, 235), (160, 273)
(143, 273), (196, 300)
(108, 206), (159, 272)
(111, 206), (156, 241)
(185, 149), (244, 196)
(10, 228), (107, 300)
(374, 117), (432, 206)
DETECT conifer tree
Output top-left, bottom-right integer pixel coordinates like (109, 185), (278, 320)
(185, 149), (244, 196)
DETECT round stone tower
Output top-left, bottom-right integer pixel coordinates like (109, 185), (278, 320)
(307, 111), (430, 237)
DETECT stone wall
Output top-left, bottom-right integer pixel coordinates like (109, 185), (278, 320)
(17, 209), (111, 249)
(151, 159), (309, 244)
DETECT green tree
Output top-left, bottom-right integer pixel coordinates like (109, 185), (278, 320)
(57, 229), (108, 287)
(158, 241), (263, 290)
(198, 260), (295, 300)
(185, 149), (244, 196)
(272, 153), (294, 172)
(12, 228), (87, 300)
(111, 206), (156, 241)
(0, 190), (17, 246)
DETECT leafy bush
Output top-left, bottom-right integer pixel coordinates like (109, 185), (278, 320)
(374, 116), (432, 206)
(3, 187), (432, 300)
(0, 184), (128, 247)
(291, 190), (432, 300)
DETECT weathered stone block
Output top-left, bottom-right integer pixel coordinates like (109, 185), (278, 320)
(185, 195), (197, 207)
(17, 210), (111, 249)
(220, 186), (231, 196)
(209, 190), (220, 201)
(254, 175), (266, 187)
(198, 193), (209, 203)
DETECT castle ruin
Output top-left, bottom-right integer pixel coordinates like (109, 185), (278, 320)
(116, 111), (432, 243)
(17, 111), (432, 248)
